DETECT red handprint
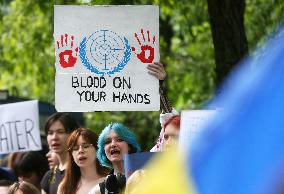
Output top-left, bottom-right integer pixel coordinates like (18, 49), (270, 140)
(131, 29), (156, 63)
(57, 34), (78, 68)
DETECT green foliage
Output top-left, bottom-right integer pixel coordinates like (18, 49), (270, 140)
(1, 0), (54, 102)
(158, 1), (215, 109)
(1, 0), (283, 150)
(245, 0), (284, 50)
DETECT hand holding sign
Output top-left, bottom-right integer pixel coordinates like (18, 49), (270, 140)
(57, 34), (78, 68)
(132, 29), (156, 63)
(147, 62), (166, 80)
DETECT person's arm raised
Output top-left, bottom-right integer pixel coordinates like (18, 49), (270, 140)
(147, 62), (172, 113)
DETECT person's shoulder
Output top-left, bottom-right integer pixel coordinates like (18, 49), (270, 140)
(41, 169), (53, 192)
(55, 167), (65, 181)
(41, 169), (53, 182)
(41, 166), (61, 187)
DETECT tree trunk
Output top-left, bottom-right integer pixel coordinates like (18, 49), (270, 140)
(207, 0), (248, 87)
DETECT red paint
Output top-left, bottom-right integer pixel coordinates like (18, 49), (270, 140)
(71, 36), (74, 47)
(65, 34), (68, 45)
(59, 50), (77, 68)
(153, 36), (156, 44)
(141, 29), (145, 41)
(132, 29), (156, 63)
(147, 30), (150, 42)
(134, 33), (141, 45)
(137, 45), (154, 63)
(61, 35), (63, 47)
(57, 33), (78, 68)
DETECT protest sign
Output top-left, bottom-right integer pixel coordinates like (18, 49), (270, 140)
(54, 5), (160, 111)
(0, 100), (41, 154)
(124, 152), (156, 178)
(179, 110), (218, 153)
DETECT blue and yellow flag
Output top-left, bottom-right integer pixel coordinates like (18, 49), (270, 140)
(190, 24), (284, 194)
(127, 144), (196, 194)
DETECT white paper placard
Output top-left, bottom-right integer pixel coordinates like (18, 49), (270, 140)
(0, 100), (41, 154)
(179, 110), (218, 153)
(54, 5), (160, 111)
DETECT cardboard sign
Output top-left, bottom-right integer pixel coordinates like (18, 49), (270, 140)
(0, 100), (41, 154)
(179, 110), (218, 153)
(54, 5), (160, 111)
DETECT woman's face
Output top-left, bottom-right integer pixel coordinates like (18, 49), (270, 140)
(47, 120), (69, 155)
(104, 131), (129, 164)
(46, 150), (59, 169)
(71, 135), (96, 168)
(163, 123), (179, 150)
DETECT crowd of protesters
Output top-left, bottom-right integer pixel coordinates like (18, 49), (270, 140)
(0, 63), (181, 194)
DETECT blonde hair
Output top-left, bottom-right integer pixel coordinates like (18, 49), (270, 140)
(8, 181), (40, 194)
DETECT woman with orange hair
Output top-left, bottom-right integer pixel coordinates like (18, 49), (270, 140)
(162, 115), (181, 150)
(58, 128), (109, 194)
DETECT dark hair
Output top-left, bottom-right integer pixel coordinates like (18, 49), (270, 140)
(7, 152), (24, 170)
(60, 128), (110, 194)
(14, 151), (49, 182)
(8, 181), (40, 194)
(0, 180), (13, 186)
(44, 112), (80, 135)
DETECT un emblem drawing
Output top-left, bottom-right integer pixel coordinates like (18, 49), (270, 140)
(79, 30), (131, 76)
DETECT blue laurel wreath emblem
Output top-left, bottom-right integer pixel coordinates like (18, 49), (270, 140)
(79, 30), (131, 76)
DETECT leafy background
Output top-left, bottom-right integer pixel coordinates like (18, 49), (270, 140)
(0, 0), (283, 150)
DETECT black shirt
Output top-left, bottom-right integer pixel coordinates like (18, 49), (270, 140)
(41, 166), (64, 194)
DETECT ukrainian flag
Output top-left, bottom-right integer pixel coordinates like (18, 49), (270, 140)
(190, 24), (284, 194)
(125, 23), (284, 194)
(126, 144), (196, 194)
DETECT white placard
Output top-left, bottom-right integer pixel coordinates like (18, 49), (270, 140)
(54, 5), (160, 112)
(179, 110), (218, 153)
(0, 100), (41, 154)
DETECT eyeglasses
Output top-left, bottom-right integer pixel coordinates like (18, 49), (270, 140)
(70, 143), (93, 153)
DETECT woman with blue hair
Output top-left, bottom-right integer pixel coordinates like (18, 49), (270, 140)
(89, 123), (140, 194)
